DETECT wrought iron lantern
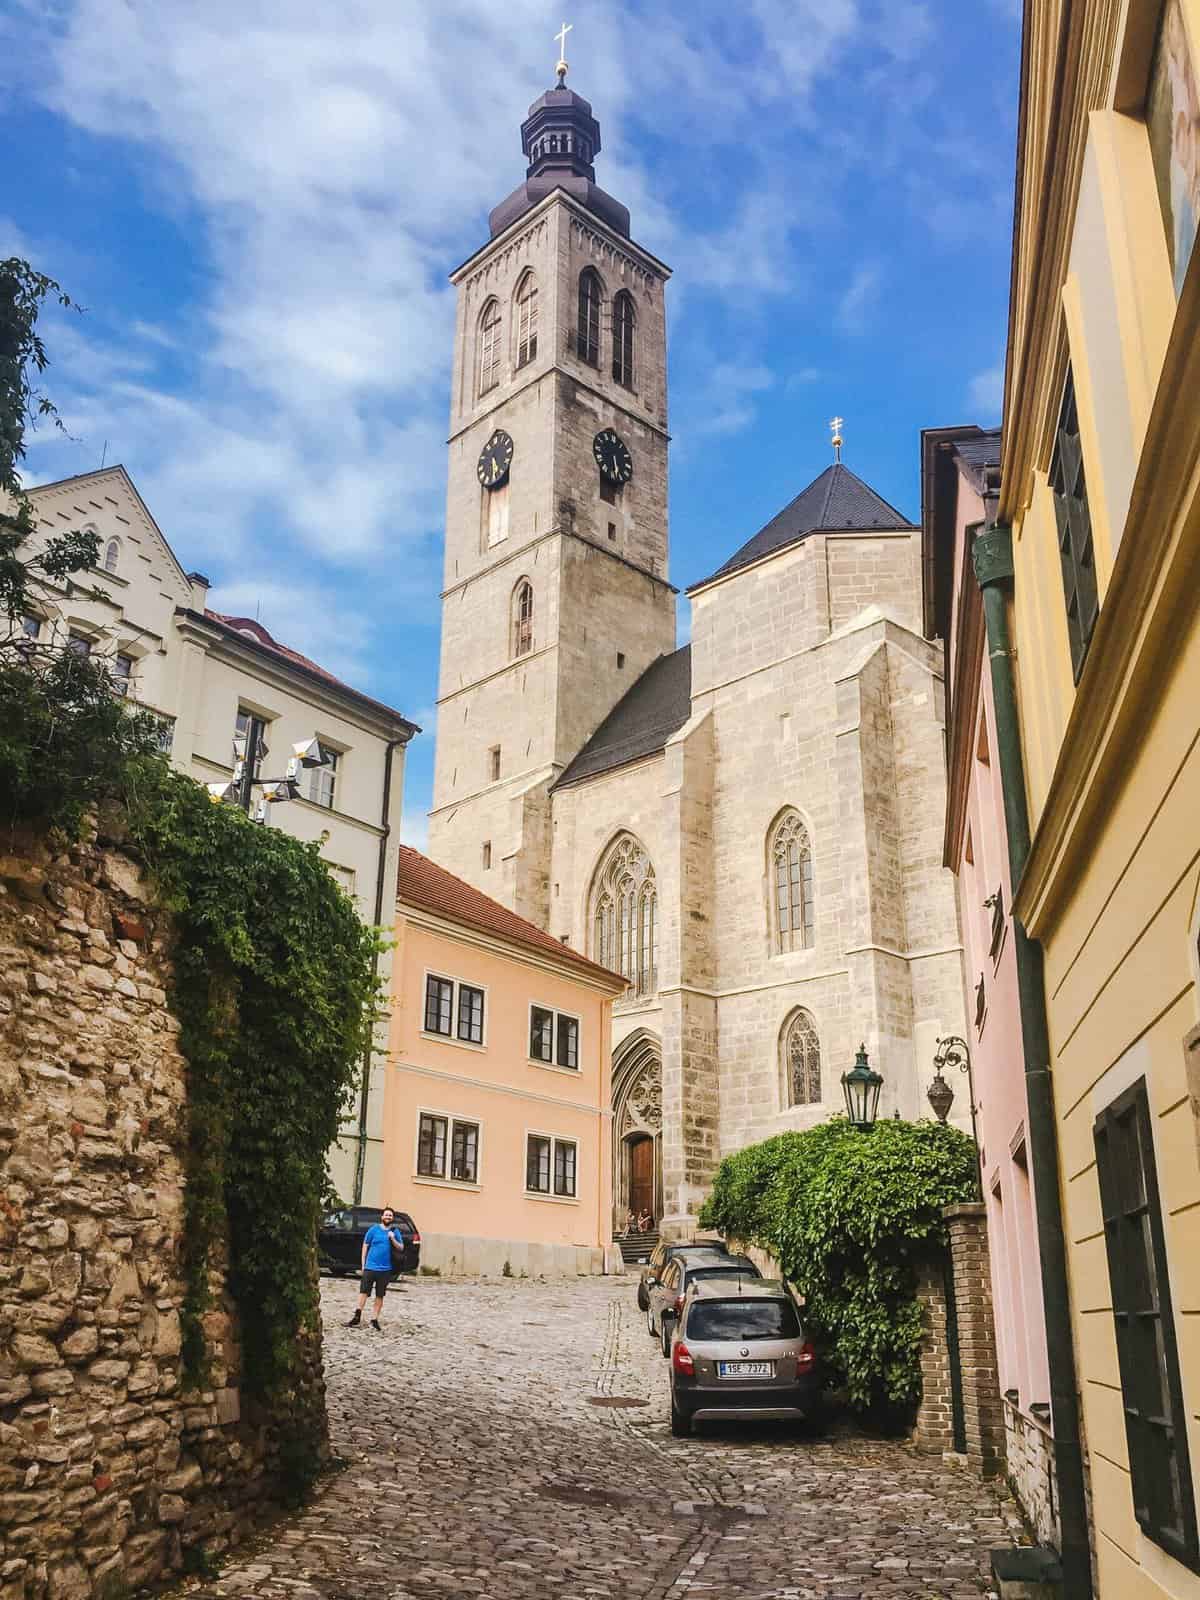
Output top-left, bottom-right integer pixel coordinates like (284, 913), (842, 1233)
(841, 1042), (883, 1131)
(926, 1065), (955, 1123)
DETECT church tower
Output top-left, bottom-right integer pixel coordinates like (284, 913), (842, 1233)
(428, 60), (675, 924)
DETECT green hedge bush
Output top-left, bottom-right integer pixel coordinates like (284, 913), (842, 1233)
(699, 1117), (978, 1418)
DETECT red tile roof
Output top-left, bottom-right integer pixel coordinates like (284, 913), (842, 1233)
(397, 846), (626, 991)
(202, 611), (416, 731)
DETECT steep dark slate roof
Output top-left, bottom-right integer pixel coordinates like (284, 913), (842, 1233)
(690, 463), (913, 591)
(953, 428), (1003, 488)
(554, 646), (692, 790)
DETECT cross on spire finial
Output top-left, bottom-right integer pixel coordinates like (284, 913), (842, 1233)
(555, 20), (573, 84)
(829, 415), (844, 462)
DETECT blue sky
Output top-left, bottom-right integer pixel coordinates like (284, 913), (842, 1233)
(1, 0), (1019, 844)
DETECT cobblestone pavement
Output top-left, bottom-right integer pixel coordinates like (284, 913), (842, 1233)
(179, 1275), (1024, 1600)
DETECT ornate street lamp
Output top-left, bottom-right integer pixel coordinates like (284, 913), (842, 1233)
(841, 1042), (883, 1131)
(927, 1034), (983, 1197)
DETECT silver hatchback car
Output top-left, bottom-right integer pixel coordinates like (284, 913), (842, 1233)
(668, 1277), (819, 1436)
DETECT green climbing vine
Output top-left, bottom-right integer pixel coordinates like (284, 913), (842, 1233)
(123, 760), (382, 1403)
(699, 1117), (978, 1420)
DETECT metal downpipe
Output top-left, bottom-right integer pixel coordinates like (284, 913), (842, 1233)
(972, 524), (1093, 1599)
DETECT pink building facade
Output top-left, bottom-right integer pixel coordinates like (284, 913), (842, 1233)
(922, 427), (1056, 1546)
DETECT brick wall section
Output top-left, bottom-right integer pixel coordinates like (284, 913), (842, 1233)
(945, 1201), (1006, 1477)
(0, 832), (327, 1600)
(913, 1255), (955, 1456)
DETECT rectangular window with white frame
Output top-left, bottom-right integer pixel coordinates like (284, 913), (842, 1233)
(417, 1111), (481, 1185)
(529, 1003), (580, 1070)
(525, 1132), (578, 1198)
(423, 972), (487, 1047)
(308, 745), (340, 809)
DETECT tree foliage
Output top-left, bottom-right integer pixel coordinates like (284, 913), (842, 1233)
(699, 1118), (978, 1418)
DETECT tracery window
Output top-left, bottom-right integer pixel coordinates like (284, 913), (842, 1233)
(770, 809), (814, 952)
(515, 272), (538, 368)
(591, 833), (657, 998)
(577, 268), (602, 367)
(782, 1010), (821, 1106)
(612, 290), (635, 388)
(512, 579), (534, 658)
(478, 299), (502, 396)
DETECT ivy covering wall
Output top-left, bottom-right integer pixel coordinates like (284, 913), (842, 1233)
(699, 1118), (978, 1419)
(3, 734), (378, 1489)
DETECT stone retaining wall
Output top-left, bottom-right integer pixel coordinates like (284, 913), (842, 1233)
(0, 832), (326, 1600)
(413, 1232), (619, 1279)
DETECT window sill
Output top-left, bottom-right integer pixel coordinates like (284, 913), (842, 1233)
(528, 1058), (582, 1077)
(412, 1175), (482, 1193)
(420, 1030), (487, 1054)
(524, 1191), (580, 1206)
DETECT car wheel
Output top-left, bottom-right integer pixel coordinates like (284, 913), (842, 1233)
(660, 1319), (672, 1358)
(646, 1304), (656, 1337)
(636, 1282), (648, 1311)
(670, 1395), (691, 1438)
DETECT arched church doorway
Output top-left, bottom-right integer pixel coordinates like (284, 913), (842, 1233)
(612, 1029), (662, 1236)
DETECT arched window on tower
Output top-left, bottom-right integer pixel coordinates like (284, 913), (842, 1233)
(577, 268), (602, 367)
(781, 1010), (822, 1106)
(769, 809), (815, 953)
(512, 579), (534, 658)
(478, 299), (502, 396)
(591, 832), (657, 997)
(515, 272), (538, 369)
(612, 290), (635, 388)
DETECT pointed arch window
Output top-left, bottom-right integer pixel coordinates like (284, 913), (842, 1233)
(515, 273), (538, 369)
(612, 290), (635, 388)
(102, 537), (121, 574)
(577, 269), (602, 367)
(591, 833), (657, 997)
(478, 299), (502, 396)
(770, 809), (815, 952)
(782, 1010), (821, 1106)
(512, 579), (534, 658)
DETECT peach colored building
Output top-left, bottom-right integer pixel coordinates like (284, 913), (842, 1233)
(923, 425), (1056, 1547)
(381, 848), (627, 1276)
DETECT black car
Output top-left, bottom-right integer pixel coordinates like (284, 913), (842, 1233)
(635, 1238), (729, 1311)
(318, 1206), (421, 1277)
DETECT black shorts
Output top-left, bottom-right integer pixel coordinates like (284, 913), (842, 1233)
(360, 1270), (391, 1297)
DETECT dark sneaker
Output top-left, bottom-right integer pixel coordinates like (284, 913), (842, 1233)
(345, 1312), (361, 1327)
(369, 1319), (382, 1332)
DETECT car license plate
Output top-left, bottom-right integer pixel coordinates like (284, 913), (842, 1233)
(717, 1360), (774, 1378)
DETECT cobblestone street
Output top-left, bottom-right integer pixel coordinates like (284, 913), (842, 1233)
(181, 1276), (1023, 1600)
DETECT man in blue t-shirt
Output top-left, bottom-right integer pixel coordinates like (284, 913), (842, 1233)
(346, 1207), (405, 1331)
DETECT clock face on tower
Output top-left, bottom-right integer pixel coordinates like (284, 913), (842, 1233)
(593, 428), (633, 486)
(477, 429), (514, 490)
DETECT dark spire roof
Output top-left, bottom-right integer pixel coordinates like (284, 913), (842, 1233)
(489, 81), (630, 239)
(689, 462), (913, 592)
(554, 647), (692, 790)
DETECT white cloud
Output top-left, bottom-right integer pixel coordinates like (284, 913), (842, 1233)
(835, 263), (882, 334)
(682, 362), (775, 444)
(968, 364), (1005, 418)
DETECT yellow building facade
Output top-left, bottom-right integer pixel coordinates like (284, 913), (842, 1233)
(1002, 0), (1200, 1592)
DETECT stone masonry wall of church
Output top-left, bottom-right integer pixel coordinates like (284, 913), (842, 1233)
(826, 530), (923, 634)
(431, 197), (675, 911)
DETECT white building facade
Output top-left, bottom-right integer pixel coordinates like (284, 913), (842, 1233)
(21, 465), (418, 1204)
(427, 78), (970, 1236)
